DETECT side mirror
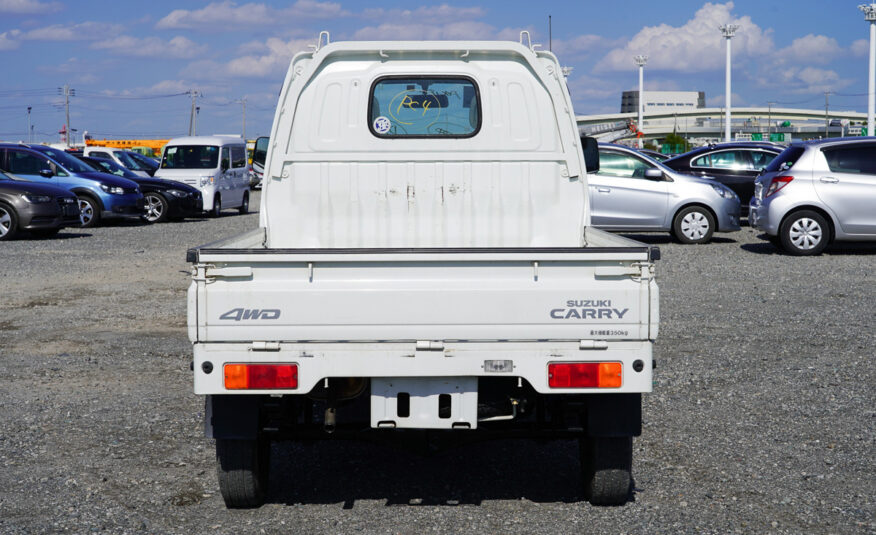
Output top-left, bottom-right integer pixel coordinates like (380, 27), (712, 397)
(581, 136), (600, 173)
(644, 168), (664, 180)
(39, 169), (54, 178)
(221, 160), (230, 172)
(252, 136), (269, 169)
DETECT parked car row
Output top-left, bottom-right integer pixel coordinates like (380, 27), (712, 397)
(0, 135), (252, 240)
(591, 138), (875, 255)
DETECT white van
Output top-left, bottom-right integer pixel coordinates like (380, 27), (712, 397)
(155, 135), (250, 217)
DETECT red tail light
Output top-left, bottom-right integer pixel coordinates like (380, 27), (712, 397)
(224, 364), (298, 389)
(765, 175), (793, 197)
(548, 362), (622, 388)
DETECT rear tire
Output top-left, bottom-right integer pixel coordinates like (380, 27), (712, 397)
(216, 438), (270, 508)
(671, 206), (715, 244)
(580, 436), (632, 506)
(239, 191), (249, 214)
(779, 210), (829, 256)
(77, 196), (101, 228)
(0, 203), (19, 240)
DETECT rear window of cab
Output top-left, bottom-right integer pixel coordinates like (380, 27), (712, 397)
(368, 76), (481, 138)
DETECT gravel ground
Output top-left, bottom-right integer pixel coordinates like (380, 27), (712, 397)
(1, 191), (874, 534)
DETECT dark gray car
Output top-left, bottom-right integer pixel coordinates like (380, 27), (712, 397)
(0, 171), (81, 240)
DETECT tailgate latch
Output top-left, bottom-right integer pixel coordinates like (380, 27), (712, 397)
(251, 341), (281, 352)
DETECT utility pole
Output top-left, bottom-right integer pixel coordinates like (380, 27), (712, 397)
(549, 15), (552, 52)
(26, 106), (32, 143)
(824, 91), (831, 138)
(238, 97), (247, 140)
(634, 55), (648, 149)
(859, 4), (876, 136)
(767, 101), (776, 138)
(188, 90), (201, 136)
(720, 24), (739, 143)
(58, 84), (75, 147)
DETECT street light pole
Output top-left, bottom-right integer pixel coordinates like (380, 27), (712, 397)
(824, 91), (832, 138)
(26, 106), (32, 143)
(634, 55), (648, 149)
(859, 4), (876, 136)
(767, 101), (775, 139)
(720, 24), (739, 143)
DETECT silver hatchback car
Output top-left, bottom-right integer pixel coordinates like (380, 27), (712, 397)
(749, 139), (876, 255)
(591, 143), (741, 244)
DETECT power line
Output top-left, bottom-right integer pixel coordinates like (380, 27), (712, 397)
(74, 90), (190, 101)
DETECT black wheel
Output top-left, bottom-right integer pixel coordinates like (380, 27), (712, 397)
(30, 228), (61, 238)
(210, 195), (221, 218)
(142, 192), (169, 223)
(216, 438), (270, 508)
(0, 203), (19, 241)
(239, 191), (249, 214)
(77, 196), (101, 228)
(779, 210), (829, 256)
(671, 205), (715, 244)
(580, 436), (632, 506)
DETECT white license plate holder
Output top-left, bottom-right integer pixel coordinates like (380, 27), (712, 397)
(370, 377), (478, 429)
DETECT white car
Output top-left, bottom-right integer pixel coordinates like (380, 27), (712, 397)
(154, 135), (250, 217)
(82, 146), (152, 177)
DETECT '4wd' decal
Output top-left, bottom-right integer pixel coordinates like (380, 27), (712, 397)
(219, 308), (281, 321)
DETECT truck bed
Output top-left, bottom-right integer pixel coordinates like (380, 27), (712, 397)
(187, 227), (658, 395)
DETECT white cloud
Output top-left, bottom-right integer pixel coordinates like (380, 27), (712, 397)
(773, 34), (842, 65)
(0, 0), (61, 13)
(226, 37), (312, 77)
(707, 92), (745, 106)
(768, 66), (852, 94)
(0, 29), (21, 50)
(362, 5), (485, 24)
(91, 35), (207, 59)
(22, 22), (123, 41)
(595, 2), (773, 72)
(551, 34), (622, 62)
(156, 0), (346, 30)
(851, 38), (869, 57)
(567, 74), (623, 102)
(352, 21), (520, 41)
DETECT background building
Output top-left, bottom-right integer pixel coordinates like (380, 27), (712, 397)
(621, 91), (706, 113)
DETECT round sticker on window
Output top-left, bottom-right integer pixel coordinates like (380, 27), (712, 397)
(373, 116), (392, 135)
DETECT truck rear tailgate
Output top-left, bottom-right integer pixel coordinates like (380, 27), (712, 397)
(188, 245), (658, 344)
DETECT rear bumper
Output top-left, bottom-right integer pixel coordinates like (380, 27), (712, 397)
(192, 340), (654, 396)
(749, 196), (780, 235)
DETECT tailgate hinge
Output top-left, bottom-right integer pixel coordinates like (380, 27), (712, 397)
(251, 341), (281, 352)
(579, 340), (609, 350)
(194, 264), (253, 283)
(416, 340), (445, 351)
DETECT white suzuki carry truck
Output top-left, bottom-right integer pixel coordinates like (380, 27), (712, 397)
(187, 33), (660, 508)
